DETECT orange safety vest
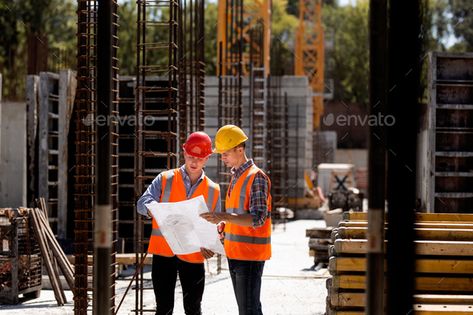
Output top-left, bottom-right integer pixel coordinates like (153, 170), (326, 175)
(147, 168), (220, 263)
(224, 164), (272, 261)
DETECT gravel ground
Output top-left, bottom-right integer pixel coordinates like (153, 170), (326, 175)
(1, 219), (329, 315)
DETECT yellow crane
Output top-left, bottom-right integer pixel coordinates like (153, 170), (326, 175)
(295, 0), (325, 130)
(217, 0), (271, 76)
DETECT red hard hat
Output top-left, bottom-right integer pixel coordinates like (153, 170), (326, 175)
(183, 132), (213, 158)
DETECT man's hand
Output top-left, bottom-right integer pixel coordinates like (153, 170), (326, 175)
(200, 212), (227, 224)
(200, 247), (214, 259)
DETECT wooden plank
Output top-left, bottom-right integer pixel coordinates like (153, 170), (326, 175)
(332, 274), (473, 292)
(329, 257), (473, 275)
(343, 212), (473, 222)
(57, 69), (76, 239)
(334, 227), (473, 241)
(306, 227), (333, 238)
(309, 239), (331, 251)
(30, 208), (66, 305)
(330, 292), (473, 308)
(38, 72), (51, 203)
(413, 304), (473, 314)
(67, 253), (153, 265)
(333, 239), (473, 256)
(26, 75), (39, 202)
(330, 292), (364, 308)
(339, 221), (473, 229)
(327, 305), (473, 315)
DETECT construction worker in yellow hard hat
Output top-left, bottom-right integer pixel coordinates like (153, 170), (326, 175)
(201, 124), (272, 315)
(137, 131), (221, 315)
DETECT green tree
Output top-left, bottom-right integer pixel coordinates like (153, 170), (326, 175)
(448, 0), (473, 51)
(204, 1), (218, 74)
(323, 1), (369, 104)
(118, 1), (138, 75)
(271, 0), (299, 75)
(0, 0), (76, 99)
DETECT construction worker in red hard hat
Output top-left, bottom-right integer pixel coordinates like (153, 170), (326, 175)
(200, 125), (272, 315)
(137, 131), (221, 315)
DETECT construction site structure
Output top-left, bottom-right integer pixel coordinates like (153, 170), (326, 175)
(134, 0), (180, 313)
(74, 0), (119, 313)
(216, 0), (272, 201)
(25, 71), (76, 239)
(295, 0), (325, 130)
(418, 52), (473, 213)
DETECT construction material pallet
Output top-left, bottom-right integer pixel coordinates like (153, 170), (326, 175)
(306, 227), (333, 267)
(0, 209), (42, 304)
(326, 211), (473, 314)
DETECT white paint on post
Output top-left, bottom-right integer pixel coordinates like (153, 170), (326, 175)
(95, 205), (112, 248)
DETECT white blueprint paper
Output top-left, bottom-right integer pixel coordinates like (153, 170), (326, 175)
(146, 196), (225, 255)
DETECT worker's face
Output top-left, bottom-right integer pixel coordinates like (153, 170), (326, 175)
(184, 151), (209, 176)
(220, 146), (243, 168)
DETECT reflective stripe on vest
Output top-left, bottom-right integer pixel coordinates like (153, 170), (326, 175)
(225, 233), (271, 245)
(161, 170), (174, 202)
(225, 171), (253, 214)
(207, 184), (216, 211)
(151, 228), (162, 237)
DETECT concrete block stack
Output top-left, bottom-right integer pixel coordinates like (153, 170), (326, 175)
(204, 75), (313, 201)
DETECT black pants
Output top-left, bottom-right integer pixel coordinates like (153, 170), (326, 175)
(152, 255), (205, 315)
(228, 259), (265, 315)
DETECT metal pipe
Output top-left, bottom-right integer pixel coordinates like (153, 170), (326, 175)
(366, 0), (387, 314)
(95, 0), (113, 314)
(385, 0), (421, 314)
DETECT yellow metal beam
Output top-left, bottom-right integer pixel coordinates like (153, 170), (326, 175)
(295, 0), (324, 129)
(217, 0), (271, 76)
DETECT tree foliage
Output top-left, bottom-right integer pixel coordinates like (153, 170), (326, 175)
(323, 1), (369, 105)
(0, 0), (76, 99)
(0, 0), (469, 102)
(448, 0), (473, 51)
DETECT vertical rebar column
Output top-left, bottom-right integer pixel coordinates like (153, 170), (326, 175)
(135, 0), (179, 313)
(75, 1), (97, 313)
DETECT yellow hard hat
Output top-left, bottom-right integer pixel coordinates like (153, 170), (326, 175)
(214, 125), (248, 153)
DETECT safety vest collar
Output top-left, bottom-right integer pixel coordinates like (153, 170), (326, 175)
(161, 168), (217, 211)
(227, 164), (259, 213)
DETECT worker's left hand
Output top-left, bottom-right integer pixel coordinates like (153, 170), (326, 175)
(200, 247), (214, 259)
(200, 212), (226, 224)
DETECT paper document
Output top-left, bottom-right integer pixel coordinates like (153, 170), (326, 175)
(146, 196), (225, 255)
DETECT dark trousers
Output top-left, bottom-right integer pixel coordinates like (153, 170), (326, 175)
(152, 255), (205, 315)
(228, 259), (265, 315)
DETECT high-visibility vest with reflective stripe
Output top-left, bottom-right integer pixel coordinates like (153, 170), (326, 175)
(224, 164), (272, 261)
(148, 168), (220, 263)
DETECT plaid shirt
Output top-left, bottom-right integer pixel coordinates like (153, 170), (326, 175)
(228, 159), (269, 227)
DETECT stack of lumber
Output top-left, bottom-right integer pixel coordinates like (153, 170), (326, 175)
(306, 227), (333, 268)
(326, 212), (473, 315)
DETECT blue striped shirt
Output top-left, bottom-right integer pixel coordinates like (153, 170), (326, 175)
(228, 159), (269, 227)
